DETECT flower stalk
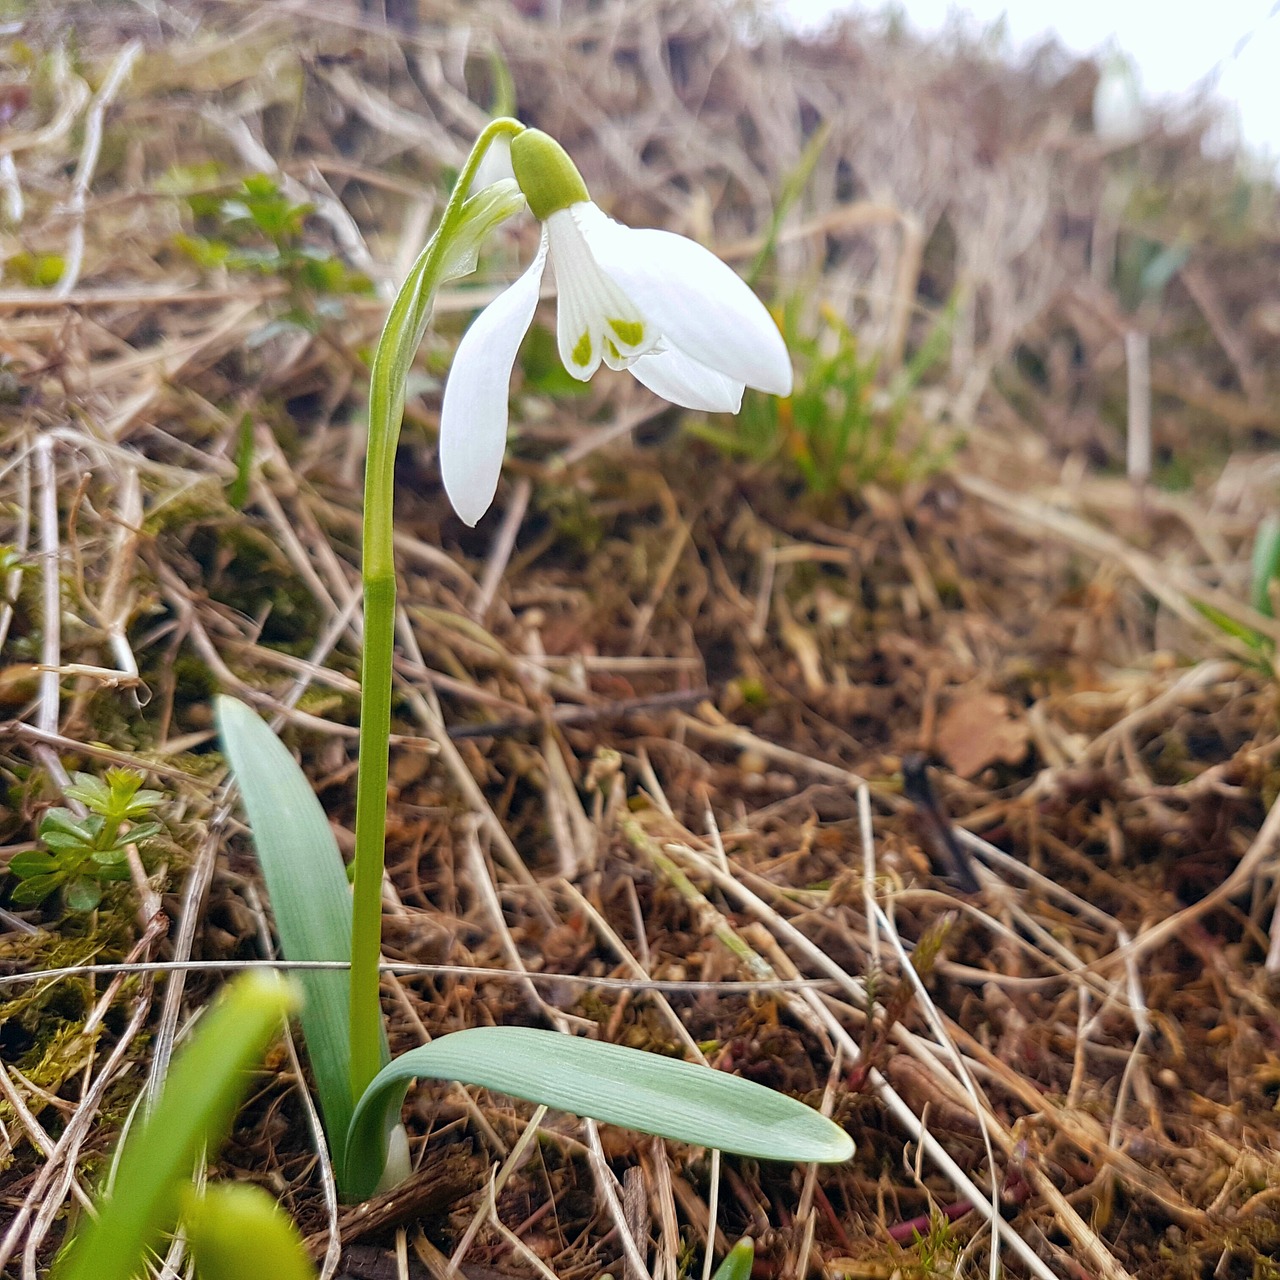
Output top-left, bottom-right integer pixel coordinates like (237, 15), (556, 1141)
(350, 115), (526, 1102)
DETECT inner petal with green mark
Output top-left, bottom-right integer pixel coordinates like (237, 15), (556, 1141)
(609, 318), (645, 347)
(547, 205), (657, 381)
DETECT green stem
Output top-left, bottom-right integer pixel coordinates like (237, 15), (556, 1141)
(349, 116), (525, 1106)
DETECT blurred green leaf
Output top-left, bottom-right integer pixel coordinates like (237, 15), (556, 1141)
(63, 877), (103, 912)
(228, 413), (255, 510)
(712, 1238), (755, 1280)
(1250, 515), (1280, 619)
(181, 1183), (317, 1280)
(54, 972), (299, 1280)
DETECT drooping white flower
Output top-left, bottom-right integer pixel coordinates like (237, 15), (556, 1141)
(440, 128), (793, 525)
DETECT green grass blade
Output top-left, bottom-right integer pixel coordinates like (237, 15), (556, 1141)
(1250, 514), (1280, 618)
(712, 1238), (755, 1280)
(344, 1026), (853, 1198)
(54, 971), (298, 1280)
(216, 695), (386, 1177)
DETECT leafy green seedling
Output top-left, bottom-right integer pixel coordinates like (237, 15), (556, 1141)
(10, 769), (164, 911)
(176, 174), (373, 337)
(54, 971), (299, 1280)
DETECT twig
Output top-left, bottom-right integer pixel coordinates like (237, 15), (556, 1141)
(585, 1119), (653, 1280)
(53, 40), (142, 298)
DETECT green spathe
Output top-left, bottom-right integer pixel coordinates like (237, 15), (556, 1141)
(511, 128), (590, 220)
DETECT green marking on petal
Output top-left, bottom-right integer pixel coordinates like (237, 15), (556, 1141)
(608, 318), (645, 348)
(571, 330), (593, 369)
(605, 339), (621, 361)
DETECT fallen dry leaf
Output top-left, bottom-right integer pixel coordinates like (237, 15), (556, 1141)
(934, 689), (1030, 778)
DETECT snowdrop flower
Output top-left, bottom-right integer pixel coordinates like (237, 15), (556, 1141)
(440, 129), (793, 525)
(1092, 50), (1143, 145)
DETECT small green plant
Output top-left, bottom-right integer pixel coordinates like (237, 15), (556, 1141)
(176, 173), (373, 331)
(1189, 518), (1280, 667)
(694, 299), (954, 496)
(899, 1209), (962, 1277)
(9, 770), (163, 911)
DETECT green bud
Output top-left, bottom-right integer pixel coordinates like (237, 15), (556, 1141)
(510, 129), (590, 220)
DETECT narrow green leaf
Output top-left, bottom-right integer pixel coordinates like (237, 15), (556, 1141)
(54, 971), (299, 1280)
(746, 121), (830, 287)
(711, 1238), (755, 1280)
(216, 695), (383, 1177)
(228, 412), (255, 510)
(180, 1183), (318, 1280)
(1250, 514), (1280, 618)
(344, 1026), (853, 1199)
(1192, 599), (1267, 651)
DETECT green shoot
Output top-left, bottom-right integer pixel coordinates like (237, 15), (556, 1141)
(711, 1238), (755, 1280)
(1250, 514), (1280, 619)
(350, 117), (525, 1108)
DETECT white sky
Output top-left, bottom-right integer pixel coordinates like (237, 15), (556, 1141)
(778, 0), (1280, 166)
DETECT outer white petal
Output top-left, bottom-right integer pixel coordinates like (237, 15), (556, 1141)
(577, 204), (793, 397)
(629, 347), (744, 413)
(439, 231), (548, 526)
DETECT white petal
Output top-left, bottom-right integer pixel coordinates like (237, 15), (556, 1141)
(577, 204), (793, 397)
(439, 231), (548, 526)
(629, 347), (744, 413)
(546, 206), (656, 380)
